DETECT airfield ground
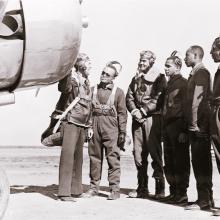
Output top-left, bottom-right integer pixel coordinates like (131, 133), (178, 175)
(0, 146), (220, 220)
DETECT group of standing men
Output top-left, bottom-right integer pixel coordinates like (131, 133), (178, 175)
(42, 36), (220, 214)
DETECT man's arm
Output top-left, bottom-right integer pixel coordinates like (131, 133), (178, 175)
(58, 72), (72, 93)
(116, 88), (128, 134)
(190, 70), (210, 131)
(141, 74), (167, 114)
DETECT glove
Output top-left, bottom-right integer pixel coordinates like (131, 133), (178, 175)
(178, 133), (188, 143)
(118, 132), (126, 151)
(85, 128), (93, 142)
(133, 110), (143, 120)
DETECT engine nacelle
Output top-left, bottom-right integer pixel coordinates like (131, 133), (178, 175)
(0, 0), (83, 94)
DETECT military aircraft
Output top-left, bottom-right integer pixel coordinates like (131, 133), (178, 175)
(0, 0), (86, 218)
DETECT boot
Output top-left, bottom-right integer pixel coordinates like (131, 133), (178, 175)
(154, 178), (165, 199)
(108, 191), (120, 200)
(80, 189), (98, 198)
(160, 185), (176, 202)
(129, 176), (149, 198)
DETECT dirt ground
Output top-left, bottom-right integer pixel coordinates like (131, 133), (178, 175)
(0, 145), (220, 220)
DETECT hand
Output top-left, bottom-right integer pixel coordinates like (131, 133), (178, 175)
(87, 128), (94, 140)
(118, 133), (126, 151)
(133, 110), (143, 120)
(53, 114), (62, 120)
(178, 133), (188, 143)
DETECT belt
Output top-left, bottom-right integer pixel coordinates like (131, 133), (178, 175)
(93, 111), (115, 117)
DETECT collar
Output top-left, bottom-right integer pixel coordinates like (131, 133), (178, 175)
(136, 67), (161, 82)
(168, 74), (182, 82)
(167, 74), (182, 87)
(190, 62), (205, 76)
(98, 82), (114, 90)
(72, 70), (87, 85)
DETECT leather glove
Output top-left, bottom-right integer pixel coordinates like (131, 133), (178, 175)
(118, 132), (126, 151)
(178, 132), (188, 143)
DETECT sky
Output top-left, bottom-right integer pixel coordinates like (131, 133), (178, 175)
(0, 0), (220, 145)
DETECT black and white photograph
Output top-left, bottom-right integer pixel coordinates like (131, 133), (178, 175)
(0, 0), (220, 219)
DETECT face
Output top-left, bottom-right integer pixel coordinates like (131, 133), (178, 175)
(210, 42), (220, 63)
(79, 60), (91, 77)
(138, 58), (151, 72)
(100, 66), (115, 84)
(164, 59), (179, 77)
(184, 49), (195, 67)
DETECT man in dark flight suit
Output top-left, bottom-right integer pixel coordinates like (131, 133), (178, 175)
(184, 45), (213, 211)
(162, 51), (190, 205)
(210, 36), (220, 216)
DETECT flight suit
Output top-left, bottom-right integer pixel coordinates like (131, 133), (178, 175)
(187, 63), (213, 208)
(211, 67), (220, 173)
(89, 83), (127, 192)
(58, 72), (92, 197)
(126, 68), (166, 196)
(162, 74), (190, 197)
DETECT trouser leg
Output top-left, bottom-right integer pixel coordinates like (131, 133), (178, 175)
(88, 123), (103, 192)
(211, 107), (220, 173)
(165, 119), (190, 196)
(175, 141), (190, 195)
(190, 132), (213, 207)
(58, 123), (82, 196)
(132, 121), (149, 192)
(71, 128), (85, 195)
(104, 131), (120, 192)
(148, 115), (164, 179)
(163, 128), (176, 195)
(212, 137), (220, 174)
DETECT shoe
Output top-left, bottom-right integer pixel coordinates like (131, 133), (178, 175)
(128, 189), (149, 198)
(168, 195), (188, 205)
(185, 203), (211, 211)
(213, 209), (220, 216)
(58, 196), (76, 202)
(154, 192), (165, 200)
(174, 195), (188, 204)
(159, 194), (175, 202)
(108, 191), (120, 200)
(210, 198), (215, 208)
(71, 194), (82, 198)
(80, 189), (98, 198)
(185, 203), (200, 210)
(154, 178), (165, 199)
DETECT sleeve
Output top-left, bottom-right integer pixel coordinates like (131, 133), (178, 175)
(85, 87), (94, 127)
(116, 88), (128, 134)
(180, 80), (188, 132)
(126, 77), (138, 113)
(191, 70), (210, 131)
(58, 73), (72, 93)
(141, 74), (167, 113)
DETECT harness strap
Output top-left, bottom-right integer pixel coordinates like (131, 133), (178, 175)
(107, 85), (117, 106)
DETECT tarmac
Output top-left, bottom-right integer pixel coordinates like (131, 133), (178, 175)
(0, 145), (220, 220)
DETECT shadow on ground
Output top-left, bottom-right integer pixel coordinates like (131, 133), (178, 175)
(10, 184), (132, 200)
(10, 184), (220, 213)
